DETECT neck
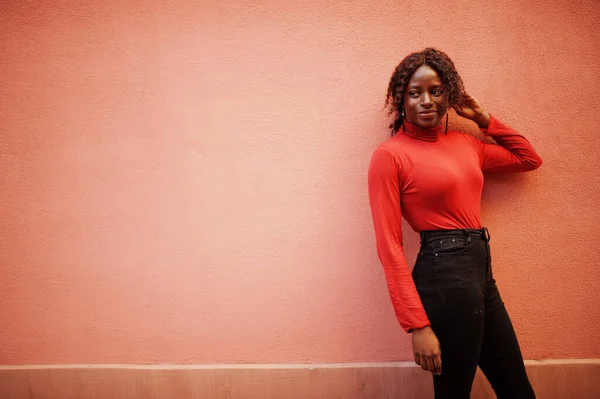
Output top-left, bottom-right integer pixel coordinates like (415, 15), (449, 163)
(400, 119), (443, 142)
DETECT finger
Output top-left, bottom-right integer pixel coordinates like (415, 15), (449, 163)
(458, 95), (477, 109)
(466, 95), (481, 108)
(462, 93), (475, 102)
(417, 354), (428, 371)
(426, 356), (435, 373)
(434, 353), (442, 375)
(414, 353), (421, 366)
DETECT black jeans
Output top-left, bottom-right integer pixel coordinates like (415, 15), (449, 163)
(412, 228), (535, 399)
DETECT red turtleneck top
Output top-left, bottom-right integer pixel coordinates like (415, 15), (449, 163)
(367, 116), (542, 333)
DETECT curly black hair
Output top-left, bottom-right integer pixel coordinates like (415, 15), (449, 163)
(386, 48), (465, 134)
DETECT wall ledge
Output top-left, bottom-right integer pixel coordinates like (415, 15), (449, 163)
(1, 359), (598, 398)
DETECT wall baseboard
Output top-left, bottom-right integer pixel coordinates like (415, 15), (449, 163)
(1, 359), (598, 398)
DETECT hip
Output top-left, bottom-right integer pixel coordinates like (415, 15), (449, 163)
(412, 227), (492, 287)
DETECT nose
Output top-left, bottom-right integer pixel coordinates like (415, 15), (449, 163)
(421, 92), (433, 107)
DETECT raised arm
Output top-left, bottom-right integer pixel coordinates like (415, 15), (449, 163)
(367, 148), (430, 332)
(454, 94), (542, 173)
(478, 116), (543, 173)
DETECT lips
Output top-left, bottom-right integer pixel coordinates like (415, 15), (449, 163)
(419, 111), (437, 115)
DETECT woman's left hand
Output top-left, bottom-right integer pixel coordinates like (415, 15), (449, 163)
(453, 93), (491, 128)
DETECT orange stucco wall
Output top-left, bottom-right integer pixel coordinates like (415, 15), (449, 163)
(1, 0), (599, 365)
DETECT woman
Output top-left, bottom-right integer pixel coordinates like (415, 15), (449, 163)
(368, 48), (541, 398)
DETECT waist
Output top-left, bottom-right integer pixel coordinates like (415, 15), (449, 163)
(419, 227), (490, 247)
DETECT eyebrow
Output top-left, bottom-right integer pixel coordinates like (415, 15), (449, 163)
(407, 84), (443, 89)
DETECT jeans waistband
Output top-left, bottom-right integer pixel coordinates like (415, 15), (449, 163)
(419, 227), (491, 246)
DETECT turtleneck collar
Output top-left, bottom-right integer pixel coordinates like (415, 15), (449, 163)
(400, 119), (443, 142)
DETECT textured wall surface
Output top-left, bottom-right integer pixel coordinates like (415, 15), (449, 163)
(1, 0), (599, 365)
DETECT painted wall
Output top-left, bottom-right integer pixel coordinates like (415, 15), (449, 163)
(1, 0), (599, 365)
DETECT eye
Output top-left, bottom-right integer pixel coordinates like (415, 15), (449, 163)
(408, 91), (420, 98)
(431, 88), (444, 97)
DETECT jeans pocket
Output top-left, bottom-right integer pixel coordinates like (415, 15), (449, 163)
(434, 236), (470, 255)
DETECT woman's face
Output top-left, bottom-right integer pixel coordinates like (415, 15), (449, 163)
(403, 65), (449, 129)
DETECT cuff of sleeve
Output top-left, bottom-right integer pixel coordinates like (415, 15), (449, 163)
(479, 114), (499, 136)
(407, 320), (431, 333)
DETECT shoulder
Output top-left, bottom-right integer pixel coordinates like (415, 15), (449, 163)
(369, 136), (408, 174)
(372, 134), (411, 158)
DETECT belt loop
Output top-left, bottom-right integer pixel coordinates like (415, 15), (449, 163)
(464, 229), (471, 243)
(482, 227), (490, 242)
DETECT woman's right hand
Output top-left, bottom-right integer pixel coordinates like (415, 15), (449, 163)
(412, 326), (442, 375)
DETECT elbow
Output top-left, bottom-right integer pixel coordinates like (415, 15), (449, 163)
(526, 155), (543, 171)
(517, 153), (542, 172)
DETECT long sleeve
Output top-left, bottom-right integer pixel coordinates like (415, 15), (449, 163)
(368, 148), (430, 333)
(478, 116), (543, 173)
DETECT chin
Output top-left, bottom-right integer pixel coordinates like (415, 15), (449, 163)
(417, 120), (441, 129)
